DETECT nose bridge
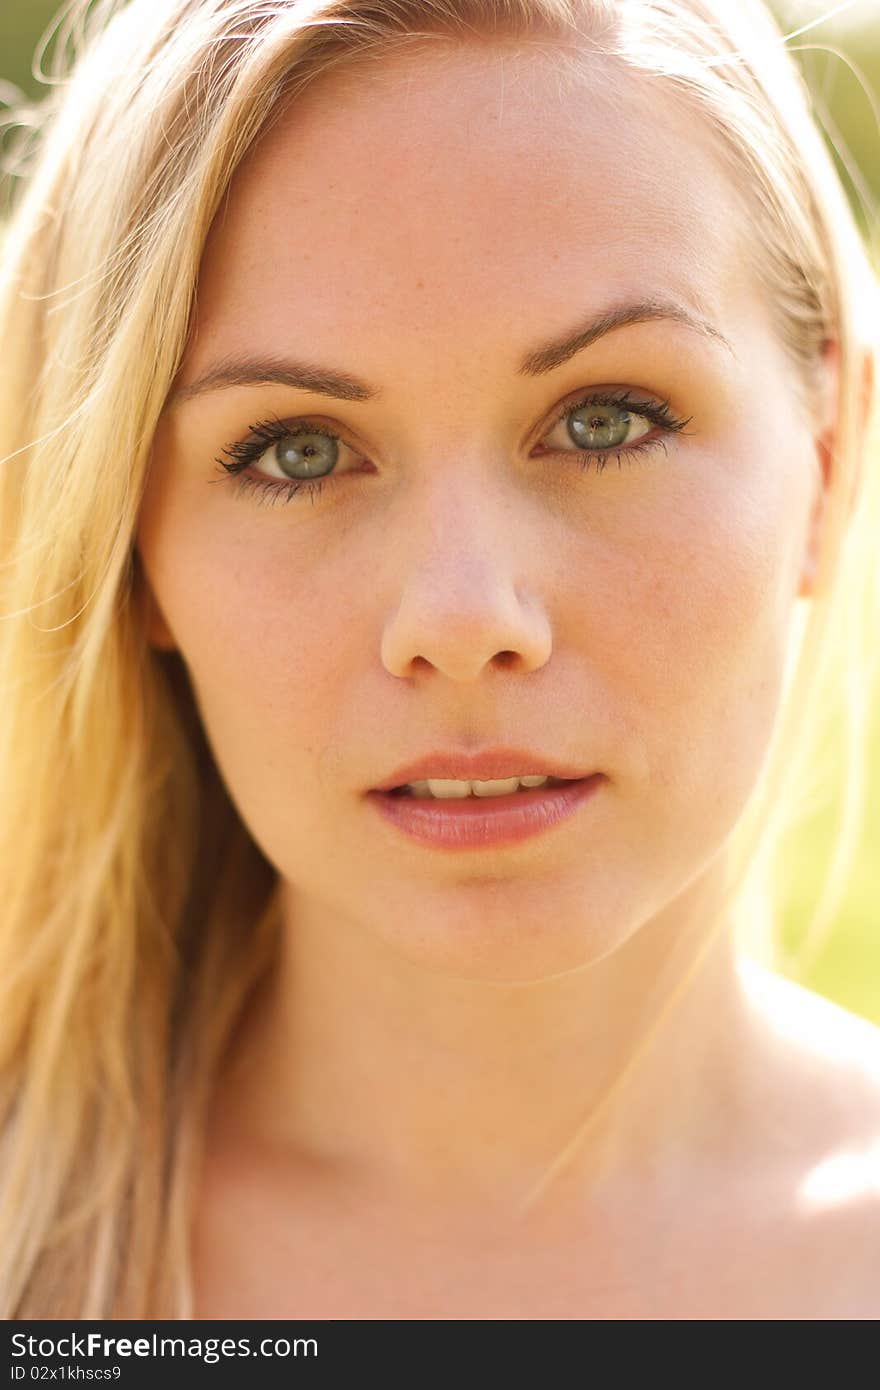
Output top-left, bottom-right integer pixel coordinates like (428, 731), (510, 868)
(419, 450), (510, 560)
(379, 454), (553, 682)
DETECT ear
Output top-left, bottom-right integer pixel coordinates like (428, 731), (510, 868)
(796, 340), (836, 600)
(798, 339), (874, 599)
(856, 344), (875, 502)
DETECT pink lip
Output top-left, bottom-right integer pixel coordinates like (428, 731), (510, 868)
(366, 774), (605, 850)
(371, 746), (593, 792)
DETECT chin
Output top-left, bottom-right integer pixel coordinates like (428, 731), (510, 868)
(366, 875), (642, 984)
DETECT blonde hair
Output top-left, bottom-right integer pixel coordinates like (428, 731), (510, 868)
(0, 0), (876, 1318)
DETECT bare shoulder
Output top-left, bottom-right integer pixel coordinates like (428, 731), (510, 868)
(738, 957), (880, 1112)
(734, 959), (880, 1316)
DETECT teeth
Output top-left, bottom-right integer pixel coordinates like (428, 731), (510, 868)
(471, 777), (522, 798)
(406, 775), (552, 799)
(427, 778), (474, 799)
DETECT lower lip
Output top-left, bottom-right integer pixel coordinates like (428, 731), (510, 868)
(366, 776), (605, 851)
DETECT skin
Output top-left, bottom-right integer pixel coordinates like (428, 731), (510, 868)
(135, 39), (880, 1318)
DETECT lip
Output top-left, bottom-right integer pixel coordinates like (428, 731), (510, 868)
(366, 774), (605, 851)
(370, 746), (593, 792)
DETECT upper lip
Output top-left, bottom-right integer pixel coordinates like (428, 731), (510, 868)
(370, 747), (595, 792)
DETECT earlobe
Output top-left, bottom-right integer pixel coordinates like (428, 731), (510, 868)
(858, 345), (875, 435)
(851, 345), (875, 516)
(796, 338), (874, 599)
(797, 472), (827, 599)
(796, 340), (838, 601)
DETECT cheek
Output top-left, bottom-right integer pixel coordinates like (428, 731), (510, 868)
(591, 435), (808, 816)
(144, 503), (374, 831)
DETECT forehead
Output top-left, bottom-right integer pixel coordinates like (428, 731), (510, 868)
(191, 38), (749, 374)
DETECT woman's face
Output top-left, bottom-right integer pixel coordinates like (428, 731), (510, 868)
(137, 40), (827, 981)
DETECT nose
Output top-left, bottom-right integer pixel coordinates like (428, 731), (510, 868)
(379, 478), (553, 683)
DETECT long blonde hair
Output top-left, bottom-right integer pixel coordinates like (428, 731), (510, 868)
(0, 0), (876, 1318)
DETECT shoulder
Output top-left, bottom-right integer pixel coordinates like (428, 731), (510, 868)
(736, 960), (880, 1316)
(738, 958), (880, 1149)
(738, 958), (880, 1107)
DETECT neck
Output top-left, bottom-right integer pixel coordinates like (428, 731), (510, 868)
(210, 856), (749, 1223)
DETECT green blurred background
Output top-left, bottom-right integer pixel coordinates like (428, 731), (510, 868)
(1, 0), (878, 1021)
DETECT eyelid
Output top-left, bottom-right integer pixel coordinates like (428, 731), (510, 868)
(533, 385), (680, 448)
(222, 413), (366, 477)
(249, 386), (673, 445)
(547, 383), (669, 421)
(218, 384), (688, 476)
(256, 413), (365, 456)
(213, 385), (690, 508)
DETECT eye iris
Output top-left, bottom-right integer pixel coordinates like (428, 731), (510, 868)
(568, 404), (631, 450)
(275, 431), (338, 479)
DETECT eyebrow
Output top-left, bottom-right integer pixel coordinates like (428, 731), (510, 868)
(166, 296), (734, 409)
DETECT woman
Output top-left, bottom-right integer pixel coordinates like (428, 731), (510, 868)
(0, 0), (878, 1319)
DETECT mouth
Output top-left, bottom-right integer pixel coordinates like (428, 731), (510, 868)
(366, 773), (605, 851)
(384, 774), (576, 799)
(371, 748), (595, 796)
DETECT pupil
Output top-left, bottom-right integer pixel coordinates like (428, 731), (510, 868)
(569, 404), (631, 450)
(276, 431), (338, 479)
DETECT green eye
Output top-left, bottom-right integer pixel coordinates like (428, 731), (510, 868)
(269, 430), (341, 480)
(566, 401), (641, 450)
(543, 396), (654, 455)
(538, 389), (691, 471)
(213, 391), (691, 508)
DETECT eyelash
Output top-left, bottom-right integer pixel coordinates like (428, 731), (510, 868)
(211, 389), (692, 509)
